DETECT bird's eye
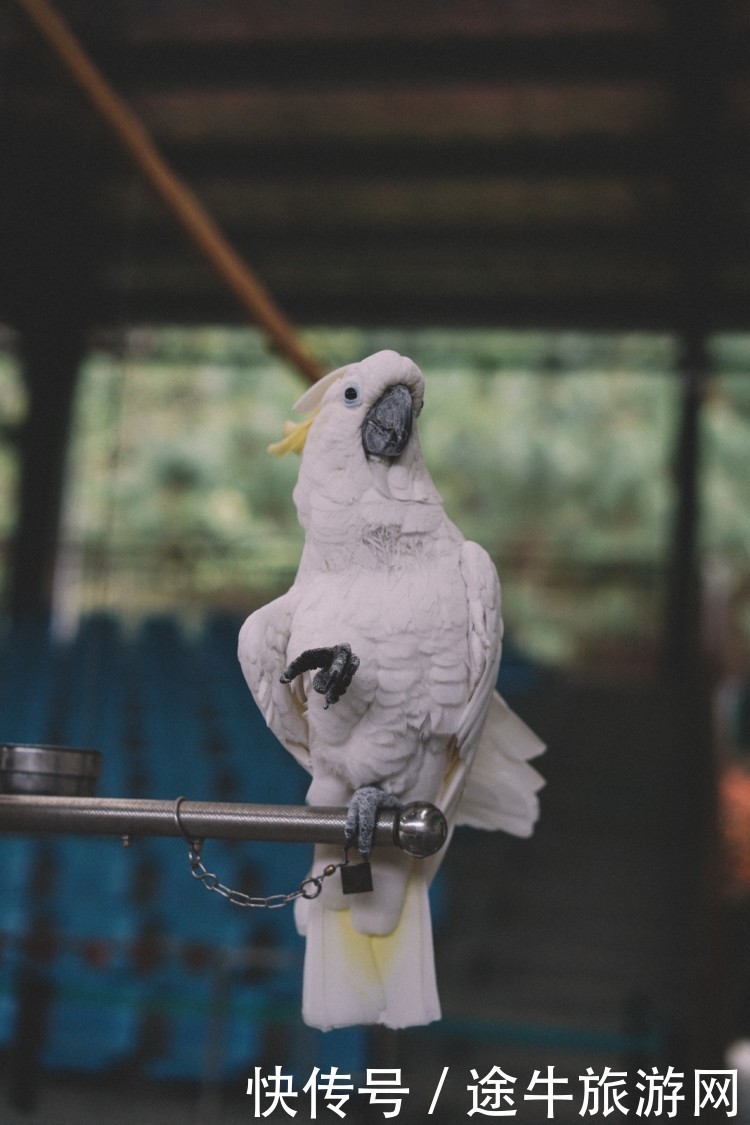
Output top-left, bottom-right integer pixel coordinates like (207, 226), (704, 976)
(343, 381), (362, 407)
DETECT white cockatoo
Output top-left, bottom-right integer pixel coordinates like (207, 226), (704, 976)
(238, 350), (544, 1031)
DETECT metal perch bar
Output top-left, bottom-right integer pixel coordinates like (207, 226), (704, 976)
(0, 796), (448, 857)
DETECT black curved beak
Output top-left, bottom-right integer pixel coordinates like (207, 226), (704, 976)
(361, 383), (413, 458)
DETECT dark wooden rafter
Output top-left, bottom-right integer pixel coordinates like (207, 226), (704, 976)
(3, 1), (750, 335)
(660, 0), (729, 1071)
(1, 0), (750, 629)
(8, 0), (322, 385)
(4, 33), (675, 90)
(9, 325), (86, 620)
(663, 0), (727, 674)
(1, 0), (323, 619)
(0, 104), (101, 619)
(151, 136), (671, 181)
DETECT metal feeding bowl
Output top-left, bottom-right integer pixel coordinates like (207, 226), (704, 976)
(0, 744), (103, 797)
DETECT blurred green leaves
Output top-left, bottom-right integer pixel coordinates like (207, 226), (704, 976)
(0, 324), (742, 673)
(56, 327), (687, 670)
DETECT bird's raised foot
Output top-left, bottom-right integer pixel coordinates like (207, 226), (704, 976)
(280, 642), (360, 709)
(345, 785), (402, 859)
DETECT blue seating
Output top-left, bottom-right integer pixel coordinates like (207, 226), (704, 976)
(0, 833), (39, 1049)
(0, 972), (19, 1050)
(0, 613), (374, 1084)
(40, 953), (141, 1072)
(0, 838), (37, 939)
(0, 616), (60, 743)
(34, 833), (140, 1069)
(138, 953), (264, 1082)
(60, 614), (130, 796)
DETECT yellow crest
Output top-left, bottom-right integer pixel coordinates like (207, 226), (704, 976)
(267, 409), (319, 456)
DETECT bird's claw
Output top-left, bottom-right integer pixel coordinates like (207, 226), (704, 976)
(280, 642), (360, 709)
(314, 643), (360, 709)
(345, 785), (402, 859)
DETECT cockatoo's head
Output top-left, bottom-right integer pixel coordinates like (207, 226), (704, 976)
(271, 350), (423, 458)
(273, 351), (440, 532)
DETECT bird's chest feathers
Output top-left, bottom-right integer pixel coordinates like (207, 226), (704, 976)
(291, 535), (467, 666)
(291, 543), (470, 792)
(360, 523), (426, 569)
(293, 490), (467, 655)
(301, 495), (454, 574)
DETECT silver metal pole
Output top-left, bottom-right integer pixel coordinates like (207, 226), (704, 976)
(0, 795), (448, 857)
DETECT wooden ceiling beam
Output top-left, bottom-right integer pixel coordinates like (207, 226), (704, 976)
(75, 287), (718, 334)
(154, 136), (670, 182)
(3, 0), (749, 339)
(5, 33), (676, 91)
(94, 173), (667, 230)
(9, 0), (322, 383)
(85, 220), (682, 262)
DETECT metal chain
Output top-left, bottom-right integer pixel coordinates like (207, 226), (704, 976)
(174, 796), (350, 909)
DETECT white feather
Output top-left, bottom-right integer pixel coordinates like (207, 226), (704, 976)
(238, 351), (544, 1030)
(300, 870), (440, 1031)
(456, 691), (545, 836)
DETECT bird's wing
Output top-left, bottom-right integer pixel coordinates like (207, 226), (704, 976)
(434, 540), (502, 821)
(435, 541), (545, 836)
(238, 589), (312, 775)
(455, 540), (503, 756)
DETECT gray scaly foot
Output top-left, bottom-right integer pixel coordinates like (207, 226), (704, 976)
(345, 785), (402, 859)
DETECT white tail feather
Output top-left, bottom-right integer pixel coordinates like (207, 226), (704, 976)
(300, 871), (441, 1030)
(456, 691), (545, 836)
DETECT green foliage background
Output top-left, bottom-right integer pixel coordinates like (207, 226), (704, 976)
(2, 327), (749, 674)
